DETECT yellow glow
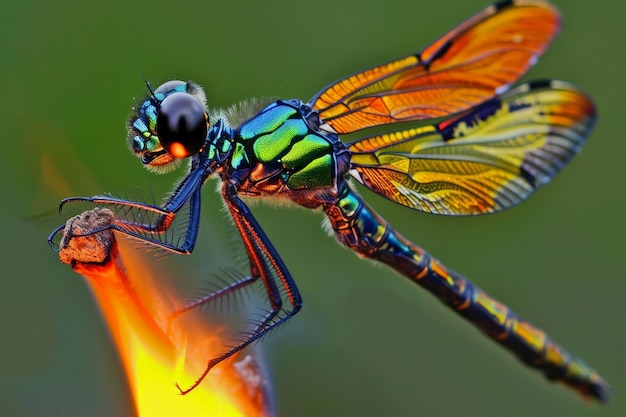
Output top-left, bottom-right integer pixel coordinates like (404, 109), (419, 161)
(71, 239), (266, 417)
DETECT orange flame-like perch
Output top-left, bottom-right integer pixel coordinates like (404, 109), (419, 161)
(57, 208), (272, 417)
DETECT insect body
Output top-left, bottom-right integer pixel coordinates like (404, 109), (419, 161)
(51, 0), (609, 401)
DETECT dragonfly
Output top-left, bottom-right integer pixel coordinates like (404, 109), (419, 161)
(50, 0), (609, 401)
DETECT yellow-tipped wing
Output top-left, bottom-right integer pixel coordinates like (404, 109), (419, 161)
(348, 81), (596, 215)
(310, 0), (560, 134)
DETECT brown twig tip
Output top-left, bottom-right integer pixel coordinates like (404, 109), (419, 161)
(58, 208), (115, 265)
(54, 207), (274, 416)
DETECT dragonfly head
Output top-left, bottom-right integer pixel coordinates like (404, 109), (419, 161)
(127, 80), (210, 173)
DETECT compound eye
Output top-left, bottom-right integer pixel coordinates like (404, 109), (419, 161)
(156, 92), (208, 158)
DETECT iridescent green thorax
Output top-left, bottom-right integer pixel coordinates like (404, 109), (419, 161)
(226, 100), (349, 203)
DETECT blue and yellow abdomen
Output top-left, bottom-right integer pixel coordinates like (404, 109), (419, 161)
(323, 182), (610, 400)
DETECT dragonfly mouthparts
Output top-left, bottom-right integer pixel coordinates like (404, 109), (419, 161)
(141, 149), (168, 165)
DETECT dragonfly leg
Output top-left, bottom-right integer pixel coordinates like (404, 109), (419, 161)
(48, 223), (69, 251)
(175, 183), (302, 395)
(169, 273), (261, 321)
(50, 182), (204, 255)
(59, 195), (176, 232)
(51, 161), (213, 254)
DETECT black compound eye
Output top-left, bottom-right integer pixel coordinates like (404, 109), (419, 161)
(156, 92), (208, 158)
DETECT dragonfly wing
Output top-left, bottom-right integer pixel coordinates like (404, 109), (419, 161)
(310, 0), (560, 134)
(348, 80), (596, 215)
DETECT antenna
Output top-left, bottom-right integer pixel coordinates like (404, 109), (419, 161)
(132, 58), (157, 101)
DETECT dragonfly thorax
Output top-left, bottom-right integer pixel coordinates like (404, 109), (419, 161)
(212, 99), (351, 208)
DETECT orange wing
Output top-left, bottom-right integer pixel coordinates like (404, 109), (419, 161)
(310, 0), (560, 134)
(348, 81), (596, 215)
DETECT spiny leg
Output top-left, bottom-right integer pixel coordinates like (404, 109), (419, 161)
(175, 183), (302, 395)
(169, 273), (261, 322)
(49, 162), (209, 254)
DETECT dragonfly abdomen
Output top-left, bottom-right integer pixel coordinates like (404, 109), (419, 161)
(323, 181), (609, 401)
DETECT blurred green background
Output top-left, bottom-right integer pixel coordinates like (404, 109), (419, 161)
(2, 0), (625, 416)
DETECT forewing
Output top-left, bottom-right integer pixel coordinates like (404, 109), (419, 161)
(310, 1), (560, 134)
(348, 80), (596, 215)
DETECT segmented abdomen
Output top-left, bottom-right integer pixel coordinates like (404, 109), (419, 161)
(322, 182), (609, 401)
